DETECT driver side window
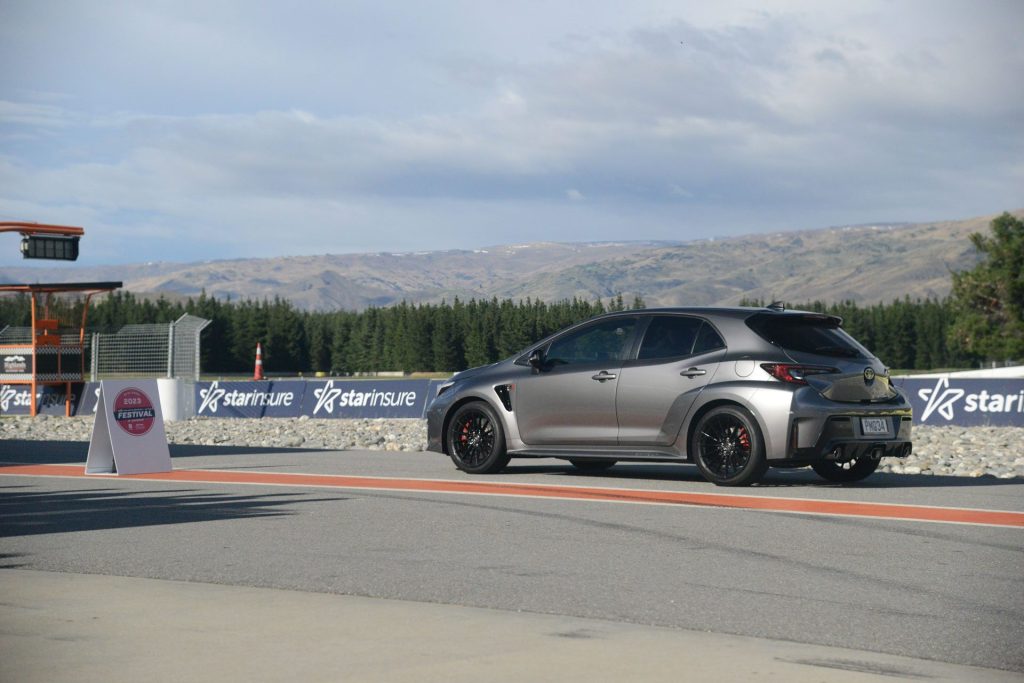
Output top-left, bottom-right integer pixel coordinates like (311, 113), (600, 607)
(546, 318), (637, 366)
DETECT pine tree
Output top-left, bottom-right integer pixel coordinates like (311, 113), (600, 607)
(949, 212), (1024, 362)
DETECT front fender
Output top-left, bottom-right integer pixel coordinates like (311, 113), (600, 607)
(427, 384), (515, 454)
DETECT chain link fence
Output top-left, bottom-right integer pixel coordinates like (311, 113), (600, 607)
(90, 313), (211, 380)
(0, 326), (83, 345)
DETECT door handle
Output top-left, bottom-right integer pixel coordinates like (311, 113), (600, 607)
(680, 367), (707, 378)
(591, 371), (617, 381)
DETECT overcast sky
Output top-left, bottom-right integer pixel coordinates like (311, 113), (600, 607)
(1, 0), (1021, 268)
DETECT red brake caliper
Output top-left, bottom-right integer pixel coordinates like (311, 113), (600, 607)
(461, 420), (471, 443)
(738, 427), (751, 451)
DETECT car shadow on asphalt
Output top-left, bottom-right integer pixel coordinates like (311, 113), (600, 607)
(0, 483), (347, 538)
(0, 439), (329, 465)
(499, 462), (1020, 489)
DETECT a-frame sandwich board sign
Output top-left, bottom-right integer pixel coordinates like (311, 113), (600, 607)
(86, 380), (171, 475)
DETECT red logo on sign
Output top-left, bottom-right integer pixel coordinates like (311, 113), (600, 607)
(113, 388), (156, 436)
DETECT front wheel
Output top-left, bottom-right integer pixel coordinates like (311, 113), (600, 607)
(811, 456), (880, 483)
(691, 406), (768, 486)
(446, 402), (510, 474)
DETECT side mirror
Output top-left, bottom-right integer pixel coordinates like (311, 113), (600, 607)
(528, 349), (544, 371)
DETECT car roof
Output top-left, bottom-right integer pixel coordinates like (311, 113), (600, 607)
(517, 305), (840, 361)
(588, 306), (824, 321)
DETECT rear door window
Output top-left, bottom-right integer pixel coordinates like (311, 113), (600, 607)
(746, 313), (869, 358)
(693, 321), (726, 354)
(637, 316), (703, 360)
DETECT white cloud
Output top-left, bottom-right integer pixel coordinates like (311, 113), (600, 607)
(0, 100), (75, 128)
(0, 1), (1021, 266)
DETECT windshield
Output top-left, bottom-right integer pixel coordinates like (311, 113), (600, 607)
(745, 313), (871, 359)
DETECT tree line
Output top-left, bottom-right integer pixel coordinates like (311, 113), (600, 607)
(0, 291), (650, 374)
(2, 212), (1019, 374)
(0, 288), (980, 374)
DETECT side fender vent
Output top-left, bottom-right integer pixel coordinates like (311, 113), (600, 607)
(494, 384), (514, 412)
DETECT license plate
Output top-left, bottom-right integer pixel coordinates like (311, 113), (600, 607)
(861, 417), (890, 435)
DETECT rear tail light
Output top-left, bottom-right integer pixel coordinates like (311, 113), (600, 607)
(761, 363), (837, 385)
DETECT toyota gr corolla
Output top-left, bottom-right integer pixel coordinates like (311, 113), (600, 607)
(426, 306), (913, 486)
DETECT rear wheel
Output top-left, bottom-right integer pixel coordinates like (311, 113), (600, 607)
(811, 456), (880, 483)
(569, 459), (616, 472)
(691, 406), (768, 486)
(446, 402), (510, 474)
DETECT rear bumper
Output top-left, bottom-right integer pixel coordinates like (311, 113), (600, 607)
(762, 384), (913, 464)
(778, 413), (912, 466)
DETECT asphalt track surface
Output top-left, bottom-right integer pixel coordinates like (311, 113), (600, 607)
(2, 439), (1023, 679)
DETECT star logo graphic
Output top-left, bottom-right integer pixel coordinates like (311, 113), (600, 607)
(0, 385), (17, 411)
(917, 377), (965, 422)
(198, 381), (227, 414)
(313, 380), (343, 415)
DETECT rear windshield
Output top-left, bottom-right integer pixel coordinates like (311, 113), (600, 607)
(745, 313), (870, 359)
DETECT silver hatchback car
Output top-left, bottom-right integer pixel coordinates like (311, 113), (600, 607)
(426, 306), (913, 486)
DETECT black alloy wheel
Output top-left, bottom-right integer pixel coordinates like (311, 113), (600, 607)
(446, 401), (510, 474)
(691, 406), (768, 486)
(811, 456), (881, 483)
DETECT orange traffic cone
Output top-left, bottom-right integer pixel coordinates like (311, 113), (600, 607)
(254, 342), (265, 380)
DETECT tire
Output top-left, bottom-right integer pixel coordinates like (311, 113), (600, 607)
(811, 456), (880, 483)
(691, 405), (768, 486)
(446, 401), (510, 474)
(569, 458), (616, 472)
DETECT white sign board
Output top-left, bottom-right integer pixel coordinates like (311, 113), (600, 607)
(86, 380), (171, 475)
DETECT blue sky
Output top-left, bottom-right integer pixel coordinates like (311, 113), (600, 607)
(1, 0), (1021, 268)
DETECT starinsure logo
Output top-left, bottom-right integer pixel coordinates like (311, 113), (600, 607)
(0, 385), (25, 411)
(312, 380), (419, 415)
(197, 380), (296, 415)
(917, 377), (1024, 422)
(0, 386), (77, 412)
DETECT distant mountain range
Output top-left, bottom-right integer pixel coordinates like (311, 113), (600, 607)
(2, 210), (1019, 311)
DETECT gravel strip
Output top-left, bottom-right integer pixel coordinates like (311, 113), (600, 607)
(2, 416), (1021, 478)
(0, 415), (427, 453)
(880, 426), (1024, 479)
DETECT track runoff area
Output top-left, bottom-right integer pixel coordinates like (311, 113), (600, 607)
(2, 462), (1022, 529)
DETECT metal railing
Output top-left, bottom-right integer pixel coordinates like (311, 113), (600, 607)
(89, 314), (210, 380)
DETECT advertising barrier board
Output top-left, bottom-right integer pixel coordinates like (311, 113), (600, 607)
(6, 377), (1017, 427)
(193, 379), (434, 419)
(0, 382), (92, 416)
(195, 380), (308, 418)
(302, 379), (432, 418)
(187, 377), (1024, 426)
(894, 377), (1024, 427)
(1, 379), (443, 419)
